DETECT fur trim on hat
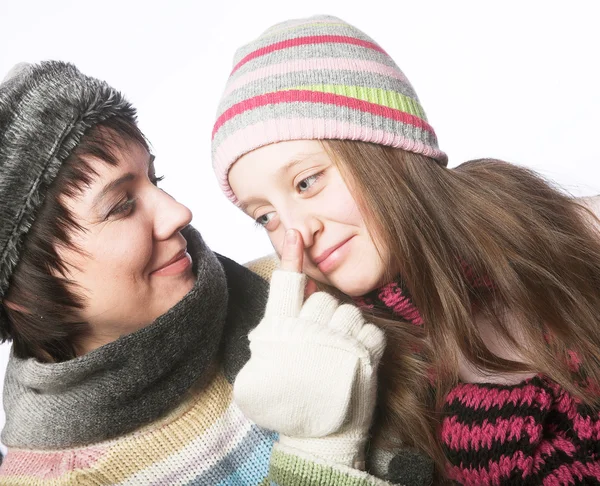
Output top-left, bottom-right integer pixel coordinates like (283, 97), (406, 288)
(0, 61), (137, 299)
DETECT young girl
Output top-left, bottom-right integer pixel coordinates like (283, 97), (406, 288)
(212, 15), (600, 485)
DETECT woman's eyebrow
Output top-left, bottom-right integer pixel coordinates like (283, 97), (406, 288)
(93, 173), (135, 208)
(93, 154), (154, 208)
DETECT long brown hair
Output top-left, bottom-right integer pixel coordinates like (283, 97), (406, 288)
(323, 140), (600, 476)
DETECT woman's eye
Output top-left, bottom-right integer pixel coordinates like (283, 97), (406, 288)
(297, 173), (322, 193)
(255, 212), (275, 227)
(109, 198), (137, 218)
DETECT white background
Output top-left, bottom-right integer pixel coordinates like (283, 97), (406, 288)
(1, 0), (599, 452)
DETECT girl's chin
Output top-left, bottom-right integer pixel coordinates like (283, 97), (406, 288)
(308, 269), (380, 297)
(332, 279), (379, 298)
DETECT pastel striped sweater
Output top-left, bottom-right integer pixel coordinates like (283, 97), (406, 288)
(0, 247), (392, 486)
(0, 371), (390, 485)
(357, 278), (600, 485)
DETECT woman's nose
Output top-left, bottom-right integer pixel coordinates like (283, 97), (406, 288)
(153, 190), (193, 241)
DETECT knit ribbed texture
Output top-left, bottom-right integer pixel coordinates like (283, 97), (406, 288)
(235, 270), (386, 468)
(270, 445), (390, 486)
(245, 254), (280, 281)
(1, 227), (229, 449)
(0, 372), (388, 485)
(443, 376), (600, 485)
(0, 373), (275, 485)
(356, 276), (600, 485)
(0, 254), (392, 486)
(212, 15), (447, 204)
(355, 278), (423, 327)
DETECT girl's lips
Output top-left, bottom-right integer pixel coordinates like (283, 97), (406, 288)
(151, 252), (192, 277)
(316, 236), (355, 274)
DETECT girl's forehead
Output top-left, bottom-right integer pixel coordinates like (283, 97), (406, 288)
(237, 140), (329, 173)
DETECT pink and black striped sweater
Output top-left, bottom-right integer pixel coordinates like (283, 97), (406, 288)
(357, 280), (600, 485)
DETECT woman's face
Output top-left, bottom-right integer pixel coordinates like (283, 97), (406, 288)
(229, 140), (389, 297)
(60, 138), (195, 346)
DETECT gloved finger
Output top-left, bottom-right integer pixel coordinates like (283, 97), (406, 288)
(328, 304), (365, 337)
(356, 323), (386, 363)
(264, 270), (306, 318)
(298, 291), (338, 326)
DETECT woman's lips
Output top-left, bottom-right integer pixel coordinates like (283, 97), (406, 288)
(316, 236), (355, 274)
(151, 252), (192, 277)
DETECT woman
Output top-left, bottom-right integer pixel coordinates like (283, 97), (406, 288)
(213, 15), (600, 484)
(0, 61), (390, 485)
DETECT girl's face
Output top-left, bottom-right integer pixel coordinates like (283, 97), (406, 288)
(229, 140), (390, 297)
(59, 139), (195, 348)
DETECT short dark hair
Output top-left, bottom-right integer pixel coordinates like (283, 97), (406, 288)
(0, 116), (149, 362)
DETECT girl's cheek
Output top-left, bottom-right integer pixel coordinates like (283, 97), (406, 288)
(325, 191), (362, 224)
(319, 176), (362, 222)
(268, 233), (283, 256)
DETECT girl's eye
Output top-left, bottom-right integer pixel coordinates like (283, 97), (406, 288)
(255, 212), (275, 228)
(297, 173), (322, 193)
(150, 174), (164, 186)
(109, 198), (137, 219)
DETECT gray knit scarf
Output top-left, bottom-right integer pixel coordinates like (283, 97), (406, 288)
(1, 226), (269, 449)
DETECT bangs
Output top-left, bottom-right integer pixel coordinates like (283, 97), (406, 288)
(1, 116), (149, 362)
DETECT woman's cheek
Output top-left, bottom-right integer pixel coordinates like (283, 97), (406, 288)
(95, 230), (151, 277)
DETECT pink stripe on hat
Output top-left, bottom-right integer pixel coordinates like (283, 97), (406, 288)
(223, 58), (410, 98)
(213, 89), (434, 139)
(231, 35), (387, 74)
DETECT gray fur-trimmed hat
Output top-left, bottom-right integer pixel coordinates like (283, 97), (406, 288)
(0, 61), (137, 300)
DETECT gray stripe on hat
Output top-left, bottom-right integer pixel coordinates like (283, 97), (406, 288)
(232, 18), (382, 66)
(218, 71), (420, 116)
(230, 43), (401, 82)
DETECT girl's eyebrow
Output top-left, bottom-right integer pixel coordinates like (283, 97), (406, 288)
(280, 158), (305, 175)
(238, 196), (263, 215)
(238, 152), (324, 213)
(279, 152), (321, 176)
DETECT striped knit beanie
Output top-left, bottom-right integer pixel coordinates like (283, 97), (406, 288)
(212, 15), (448, 203)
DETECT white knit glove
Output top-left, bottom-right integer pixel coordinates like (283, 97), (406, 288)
(234, 229), (385, 468)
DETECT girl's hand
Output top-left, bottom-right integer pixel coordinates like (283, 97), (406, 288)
(233, 229), (386, 468)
